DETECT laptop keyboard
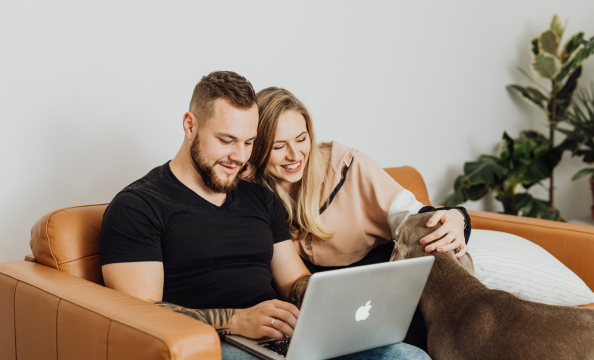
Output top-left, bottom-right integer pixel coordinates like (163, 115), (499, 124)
(258, 339), (291, 357)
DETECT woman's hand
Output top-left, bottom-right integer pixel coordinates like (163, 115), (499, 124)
(240, 161), (256, 180)
(419, 209), (466, 258)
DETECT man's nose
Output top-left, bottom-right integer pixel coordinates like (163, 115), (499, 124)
(229, 142), (249, 164)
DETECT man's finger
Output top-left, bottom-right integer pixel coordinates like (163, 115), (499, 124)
(269, 308), (298, 329)
(262, 325), (288, 341)
(272, 300), (300, 319)
(269, 317), (294, 338)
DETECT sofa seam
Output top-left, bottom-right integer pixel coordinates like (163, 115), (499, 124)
(14, 280), (18, 360)
(106, 319), (112, 360)
(44, 211), (60, 271)
(1, 272), (185, 355)
(57, 254), (100, 266)
(56, 298), (61, 359)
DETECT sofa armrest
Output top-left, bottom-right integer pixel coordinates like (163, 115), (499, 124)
(468, 210), (594, 292)
(0, 261), (221, 360)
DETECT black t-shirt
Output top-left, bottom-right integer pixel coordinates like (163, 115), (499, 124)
(100, 162), (291, 309)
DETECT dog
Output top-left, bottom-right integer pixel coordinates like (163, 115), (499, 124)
(392, 212), (594, 360)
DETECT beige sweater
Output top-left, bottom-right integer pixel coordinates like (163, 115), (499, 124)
(293, 141), (425, 266)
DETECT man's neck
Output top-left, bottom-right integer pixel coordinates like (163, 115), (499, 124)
(169, 143), (227, 206)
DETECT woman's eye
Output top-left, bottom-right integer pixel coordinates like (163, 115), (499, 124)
(273, 145), (285, 150)
(297, 137), (307, 142)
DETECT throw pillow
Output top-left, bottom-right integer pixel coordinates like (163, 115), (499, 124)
(466, 229), (594, 306)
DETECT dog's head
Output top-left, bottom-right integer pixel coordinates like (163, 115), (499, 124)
(390, 212), (474, 275)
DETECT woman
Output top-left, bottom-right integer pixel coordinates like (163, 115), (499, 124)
(244, 87), (470, 353)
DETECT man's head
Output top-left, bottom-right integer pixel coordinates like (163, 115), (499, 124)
(184, 71), (258, 193)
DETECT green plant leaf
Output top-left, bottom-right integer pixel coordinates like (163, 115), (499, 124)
(571, 167), (594, 181)
(560, 32), (585, 64)
(523, 146), (563, 184)
(571, 35), (594, 71)
(463, 160), (506, 186)
(553, 66), (582, 117)
(514, 193), (561, 220)
(550, 14), (564, 39)
(507, 85), (545, 109)
(531, 53), (561, 79)
(531, 38), (541, 56)
(540, 30), (560, 55)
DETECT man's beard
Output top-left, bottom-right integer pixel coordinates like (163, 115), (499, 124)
(190, 138), (245, 194)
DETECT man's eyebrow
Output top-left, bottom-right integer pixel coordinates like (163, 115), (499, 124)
(217, 133), (256, 141)
(273, 132), (308, 144)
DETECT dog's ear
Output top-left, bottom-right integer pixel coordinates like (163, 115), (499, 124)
(390, 240), (408, 261)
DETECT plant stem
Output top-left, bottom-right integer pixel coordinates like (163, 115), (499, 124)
(549, 79), (558, 207)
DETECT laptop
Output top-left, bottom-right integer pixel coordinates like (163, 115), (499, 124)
(225, 256), (434, 360)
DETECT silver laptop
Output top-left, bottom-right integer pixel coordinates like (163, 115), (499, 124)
(226, 256), (434, 360)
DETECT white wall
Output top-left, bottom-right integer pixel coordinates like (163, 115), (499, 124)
(1, 0), (594, 262)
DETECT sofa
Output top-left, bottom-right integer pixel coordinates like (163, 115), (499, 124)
(1, 166), (593, 360)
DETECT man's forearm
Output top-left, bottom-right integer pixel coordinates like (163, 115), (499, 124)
(288, 275), (310, 309)
(155, 302), (235, 338)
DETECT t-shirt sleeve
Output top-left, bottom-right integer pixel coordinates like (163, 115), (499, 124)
(267, 191), (292, 244)
(100, 191), (163, 265)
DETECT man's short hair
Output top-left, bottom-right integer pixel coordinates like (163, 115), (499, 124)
(189, 71), (257, 126)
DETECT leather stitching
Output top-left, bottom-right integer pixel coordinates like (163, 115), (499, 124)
(44, 211), (60, 271)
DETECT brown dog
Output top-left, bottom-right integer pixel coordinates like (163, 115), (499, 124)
(392, 212), (594, 360)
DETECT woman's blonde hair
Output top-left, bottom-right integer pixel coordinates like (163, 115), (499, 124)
(251, 87), (332, 241)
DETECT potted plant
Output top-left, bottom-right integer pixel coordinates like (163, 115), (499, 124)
(445, 131), (564, 220)
(557, 83), (594, 218)
(507, 14), (594, 206)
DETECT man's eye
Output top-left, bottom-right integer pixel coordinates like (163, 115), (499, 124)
(220, 139), (231, 144)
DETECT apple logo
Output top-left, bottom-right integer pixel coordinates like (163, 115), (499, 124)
(355, 300), (372, 321)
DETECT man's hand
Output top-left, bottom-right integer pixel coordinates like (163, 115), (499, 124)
(419, 209), (466, 258)
(229, 299), (300, 340)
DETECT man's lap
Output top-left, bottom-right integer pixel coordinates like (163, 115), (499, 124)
(221, 340), (430, 360)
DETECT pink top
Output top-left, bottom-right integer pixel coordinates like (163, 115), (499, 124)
(293, 141), (425, 266)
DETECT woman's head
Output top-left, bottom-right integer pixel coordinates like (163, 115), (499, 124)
(251, 87), (332, 241)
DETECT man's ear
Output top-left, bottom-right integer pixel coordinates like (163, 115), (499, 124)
(182, 112), (197, 140)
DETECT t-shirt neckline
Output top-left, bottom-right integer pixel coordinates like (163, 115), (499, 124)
(164, 161), (234, 210)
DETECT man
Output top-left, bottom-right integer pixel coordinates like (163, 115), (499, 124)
(100, 71), (429, 360)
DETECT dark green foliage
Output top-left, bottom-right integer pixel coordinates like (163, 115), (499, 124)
(446, 132), (563, 220)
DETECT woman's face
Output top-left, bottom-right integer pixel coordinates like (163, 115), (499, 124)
(266, 110), (311, 189)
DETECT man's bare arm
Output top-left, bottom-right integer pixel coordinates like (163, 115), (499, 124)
(155, 302), (235, 338)
(287, 274), (310, 309)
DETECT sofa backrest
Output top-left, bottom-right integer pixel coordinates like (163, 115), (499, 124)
(28, 167), (430, 283)
(30, 204), (108, 285)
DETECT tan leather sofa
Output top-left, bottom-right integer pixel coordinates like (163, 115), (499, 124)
(1, 166), (593, 360)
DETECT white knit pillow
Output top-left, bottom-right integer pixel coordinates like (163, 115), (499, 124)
(466, 230), (594, 306)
